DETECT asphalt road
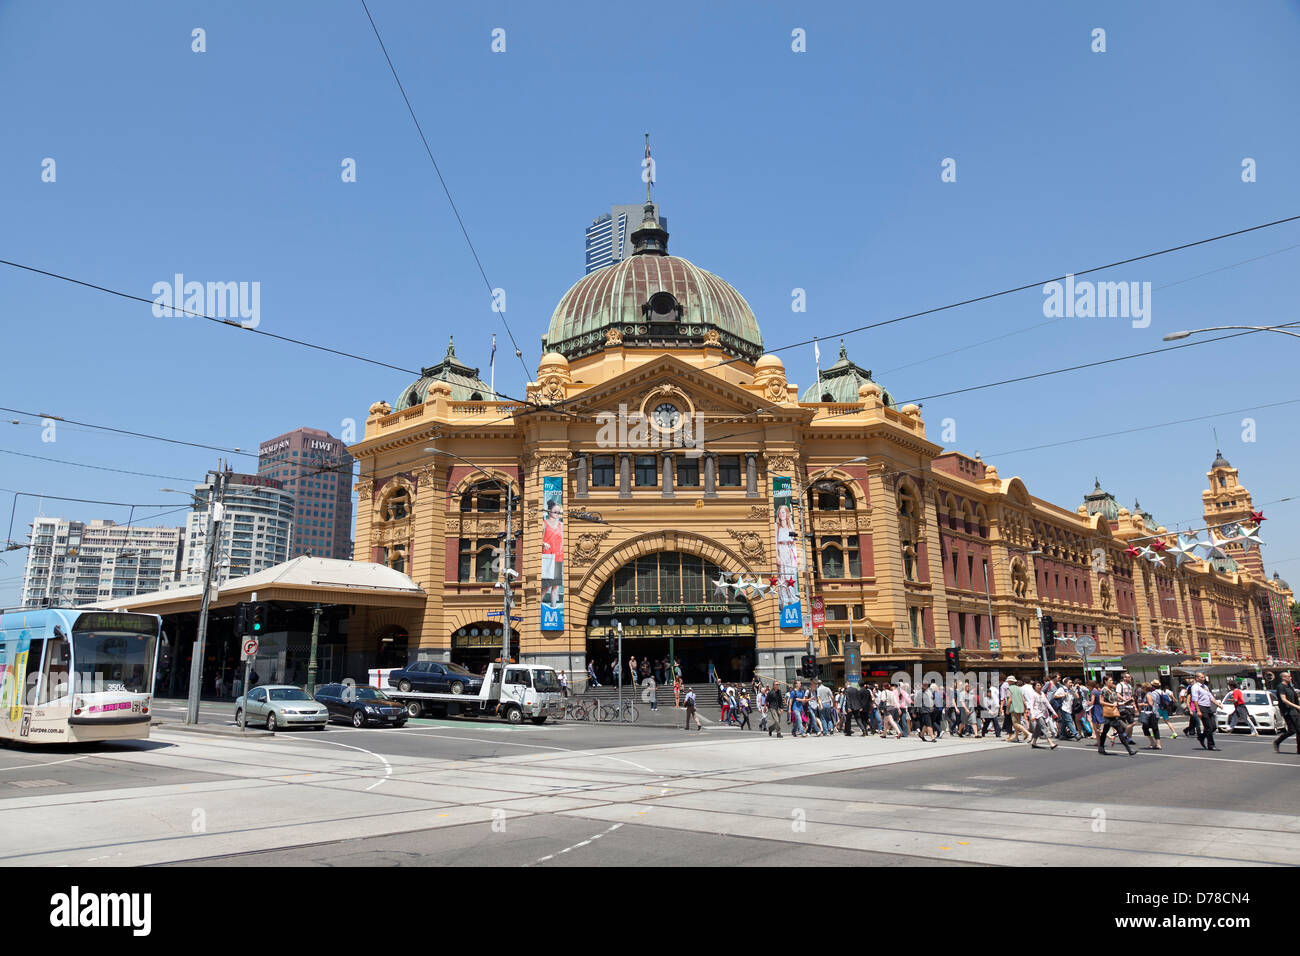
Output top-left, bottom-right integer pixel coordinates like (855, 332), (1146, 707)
(1, 716), (1296, 867)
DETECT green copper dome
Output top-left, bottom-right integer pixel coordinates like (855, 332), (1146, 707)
(395, 337), (496, 410)
(800, 340), (895, 406)
(543, 203), (764, 364)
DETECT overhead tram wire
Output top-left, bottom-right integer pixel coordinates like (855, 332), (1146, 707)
(984, 397), (1300, 459)
(0, 447), (198, 484)
(0, 405), (255, 459)
(696, 327), (1272, 450)
(358, 0), (532, 384)
(705, 212), (1300, 372)
(877, 240), (1300, 378)
(0, 259), (423, 377)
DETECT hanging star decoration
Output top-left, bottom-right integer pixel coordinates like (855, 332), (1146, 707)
(1149, 539), (1168, 552)
(1125, 544), (1143, 559)
(1237, 522), (1265, 553)
(711, 574), (731, 601)
(1138, 546), (1165, 567)
(1251, 510), (1266, 524)
(1198, 532), (1232, 561)
(1170, 534), (1200, 567)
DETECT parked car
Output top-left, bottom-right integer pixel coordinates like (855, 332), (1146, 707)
(387, 660), (484, 695)
(1215, 689), (1284, 733)
(234, 685), (329, 731)
(314, 683), (408, 728)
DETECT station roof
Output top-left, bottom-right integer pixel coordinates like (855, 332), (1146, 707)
(97, 556), (426, 616)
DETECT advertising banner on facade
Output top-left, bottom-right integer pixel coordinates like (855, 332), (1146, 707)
(773, 476), (802, 629)
(540, 476), (565, 631)
(812, 595), (825, 628)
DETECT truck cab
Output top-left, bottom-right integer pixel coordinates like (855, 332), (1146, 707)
(496, 664), (565, 724)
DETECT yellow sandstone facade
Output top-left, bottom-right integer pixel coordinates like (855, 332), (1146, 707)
(347, 202), (1293, 683)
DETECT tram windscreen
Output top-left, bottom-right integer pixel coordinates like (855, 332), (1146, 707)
(72, 631), (156, 694)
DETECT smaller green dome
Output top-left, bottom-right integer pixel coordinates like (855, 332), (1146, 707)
(800, 340), (895, 406)
(1083, 478), (1119, 521)
(395, 337), (496, 410)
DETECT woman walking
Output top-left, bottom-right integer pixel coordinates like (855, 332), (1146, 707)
(1138, 682), (1163, 750)
(1150, 679), (1177, 740)
(1097, 676), (1137, 756)
(673, 674), (682, 709)
(880, 683), (903, 738)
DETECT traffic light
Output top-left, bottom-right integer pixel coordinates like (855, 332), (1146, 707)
(1040, 615), (1056, 661)
(800, 655), (817, 678)
(945, 647), (960, 673)
(251, 603), (267, 634)
(235, 603), (249, 636)
(605, 630), (616, 656)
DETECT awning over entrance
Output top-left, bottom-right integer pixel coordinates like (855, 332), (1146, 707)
(96, 557), (427, 615)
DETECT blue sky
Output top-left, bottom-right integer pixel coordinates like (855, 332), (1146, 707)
(2, 0), (1299, 608)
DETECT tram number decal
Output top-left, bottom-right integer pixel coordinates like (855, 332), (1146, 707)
(19, 713), (31, 738)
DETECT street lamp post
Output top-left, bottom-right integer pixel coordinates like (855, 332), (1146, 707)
(795, 456), (868, 661)
(164, 469), (226, 726)
(424, 446), (517, 676)
(1026, 549), (1050, 680)
(307, 603), (323, 696)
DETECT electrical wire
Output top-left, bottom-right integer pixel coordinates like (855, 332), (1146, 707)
(358, 0), (532, 383)
(0, 447), (197, 483)
(705, 212), (1300, 371)
(0, 406), (255, 458)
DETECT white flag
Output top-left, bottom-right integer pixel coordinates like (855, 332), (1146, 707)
(813, 338), (820, 363)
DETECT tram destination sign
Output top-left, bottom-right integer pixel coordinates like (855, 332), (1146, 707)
(73, 612), (157, 634)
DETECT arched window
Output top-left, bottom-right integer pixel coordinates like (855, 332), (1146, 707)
(381, 486), (410, 521)
(475, 544), (498, 582)
(460, 481), (503, 512)
(814, 482), (856, 511)
(821, 544), (844, 578)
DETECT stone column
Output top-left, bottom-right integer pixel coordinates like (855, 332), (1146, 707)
(704, 453), (717, 498)
(745, 453), (758, 498)
(619, 454), (631, 499)
(576, 454), (589, 498)
(661, 452), (675, 498)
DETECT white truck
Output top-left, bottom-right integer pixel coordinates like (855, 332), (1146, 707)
(369, 662), (566, 725)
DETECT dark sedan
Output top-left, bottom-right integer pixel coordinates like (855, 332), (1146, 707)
(386, 661), (484, 695)
(314, 684), (409, 728)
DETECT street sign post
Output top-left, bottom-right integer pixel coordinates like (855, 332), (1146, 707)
(241, 637), (259, 661)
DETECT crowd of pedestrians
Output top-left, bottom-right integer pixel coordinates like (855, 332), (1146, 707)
(690, 669), (1300, 758)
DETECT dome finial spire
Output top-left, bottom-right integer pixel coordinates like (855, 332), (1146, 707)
(446, 336), (456, 358)
(630, 133), (669, 256)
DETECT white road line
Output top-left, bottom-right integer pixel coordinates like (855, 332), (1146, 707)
(530, 822), (622, 866)
(0, 755), (92, 772)
(293, 737), (392, 790)
(1054, 742), (1300, 769)
(340, 728), (659, 775)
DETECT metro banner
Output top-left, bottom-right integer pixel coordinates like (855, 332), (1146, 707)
(773, 476), (802, 629)
(540, 476), (565, 631)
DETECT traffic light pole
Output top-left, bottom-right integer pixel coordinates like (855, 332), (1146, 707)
(186, 470), (225, 725)
(307, 603), (322, 697)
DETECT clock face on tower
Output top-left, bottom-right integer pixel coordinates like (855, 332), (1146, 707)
(653, 402), (681, 430)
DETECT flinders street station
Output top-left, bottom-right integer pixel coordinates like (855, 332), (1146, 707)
(345, 199), (1296, 687)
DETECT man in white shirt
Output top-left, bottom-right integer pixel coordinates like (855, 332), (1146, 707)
(1190, 673), (1219, 751)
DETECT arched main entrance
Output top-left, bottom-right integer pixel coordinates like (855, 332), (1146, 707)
(586, 551), (756, 684)
(452, 621), (520, 675)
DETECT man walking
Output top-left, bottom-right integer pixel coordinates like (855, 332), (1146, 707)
(765, 682), (784, 737)
(1274, 671), (1299, 754)
(683, 686), (702, 731)
(1190, 673), (1219, 751)
(1006, 677), (1029, 742)
(1225, 679), (1261, 736)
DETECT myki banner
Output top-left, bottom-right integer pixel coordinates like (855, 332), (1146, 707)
(773, 477), (802, 629)
(540, 476), (565, 631)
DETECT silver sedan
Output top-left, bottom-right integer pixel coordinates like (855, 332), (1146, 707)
(235, 685), (328, 731)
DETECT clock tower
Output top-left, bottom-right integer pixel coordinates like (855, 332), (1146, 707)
(1201, 449), (1265, 580)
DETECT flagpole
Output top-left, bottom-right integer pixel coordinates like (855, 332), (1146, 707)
(814, 337), (822, 400)
(490, 332), (496, 399)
